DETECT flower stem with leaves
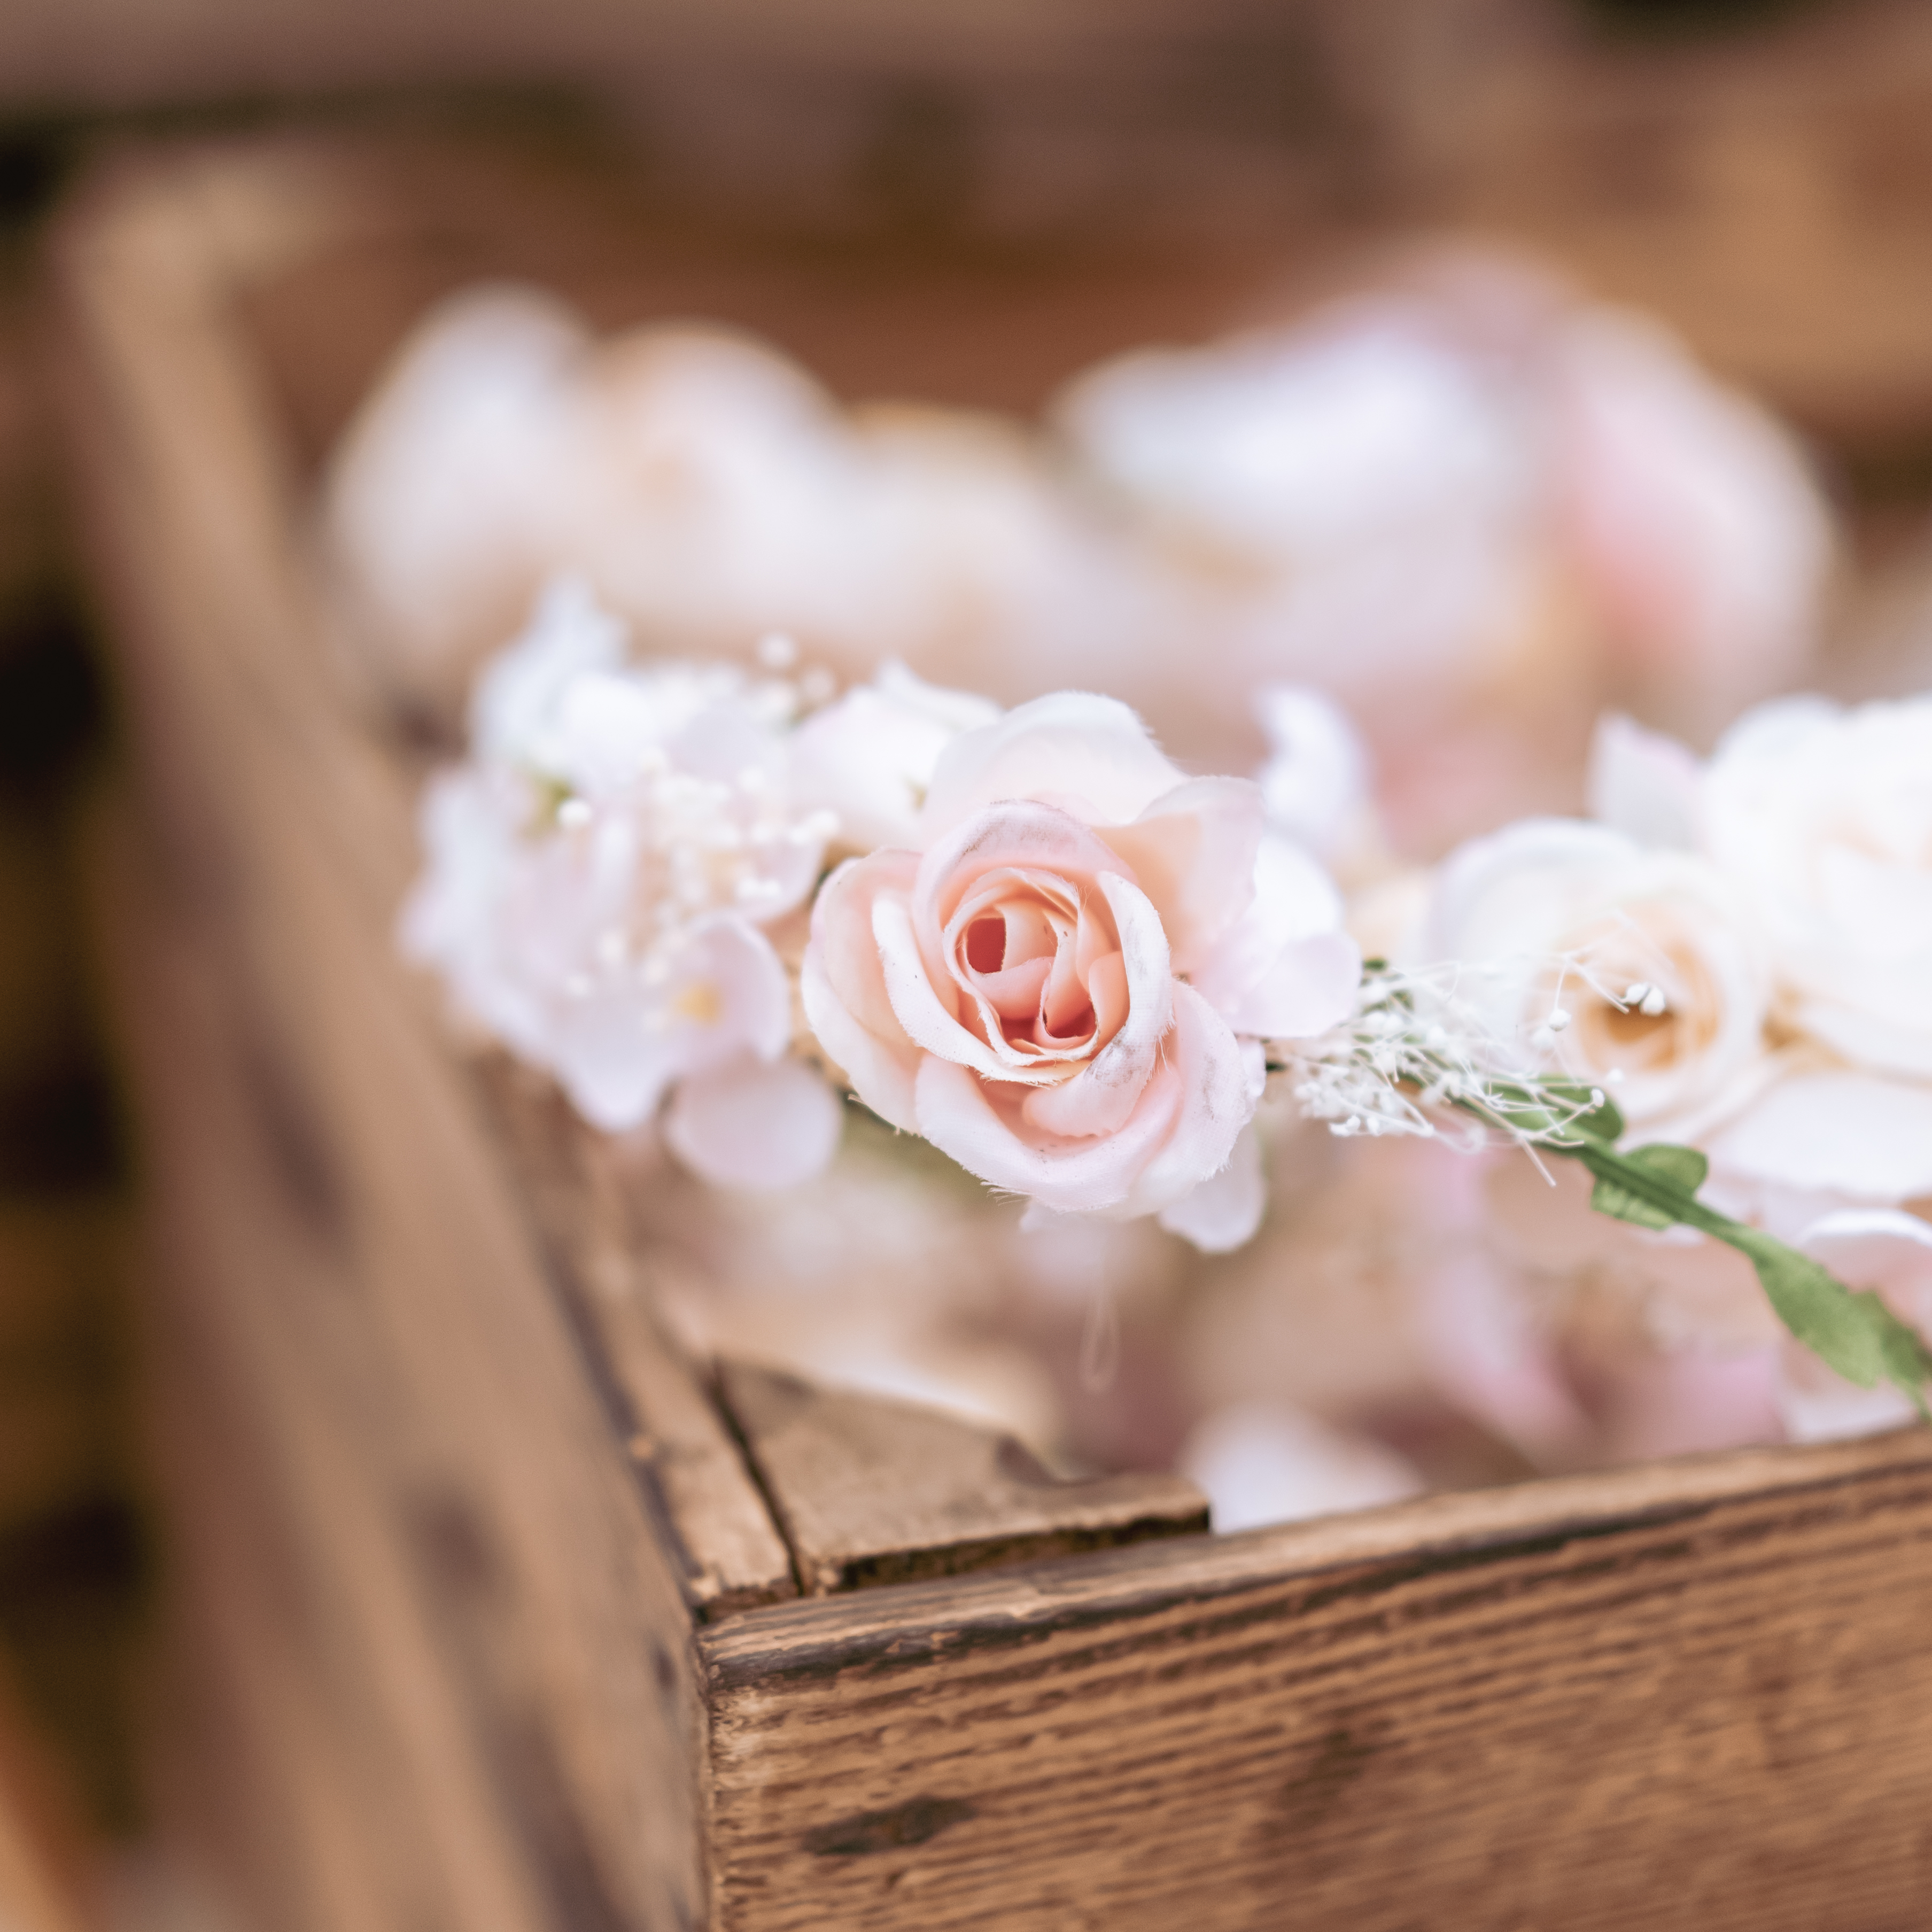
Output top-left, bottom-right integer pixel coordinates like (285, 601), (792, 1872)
(1284, 961), (1932, 1418)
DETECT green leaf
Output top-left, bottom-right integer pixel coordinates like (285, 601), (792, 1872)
(1485, 1078), (1624, 1145)
(1732, 1233), (1932, 1408)
(1562, 1085), (1626, 1145)
(1572, 1135), (1932, 1418)
(1625, 1144), (1708, 1193)
(1585, 1141), (1705, 1231)
(1589, 1173), (1678, 1232)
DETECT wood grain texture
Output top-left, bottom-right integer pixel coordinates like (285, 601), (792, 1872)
(718, 1359), (1206, 1595)
(475, 1054), (798, 1619)
(56, 152), (720, 1932)
(702, 1430), (1932, 1930)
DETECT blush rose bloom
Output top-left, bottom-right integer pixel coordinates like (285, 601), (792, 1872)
(801, 694), (1361, 1249)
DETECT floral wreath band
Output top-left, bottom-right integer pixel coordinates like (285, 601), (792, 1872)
(404, 577), (1932, 1421)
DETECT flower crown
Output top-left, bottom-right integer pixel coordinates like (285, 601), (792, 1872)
(405, 575), (1932, 1420)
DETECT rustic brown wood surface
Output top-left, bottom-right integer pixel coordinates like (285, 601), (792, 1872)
(475, 1056), (800, 1619)
(58, 156), (717, 1931)
(51, 124), (1932, 1932)
(704, 1429), (1932, 1930)
(719, 1359), (1207, 1595)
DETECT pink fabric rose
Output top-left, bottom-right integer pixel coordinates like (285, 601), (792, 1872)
(801, 693), (1360, 1248)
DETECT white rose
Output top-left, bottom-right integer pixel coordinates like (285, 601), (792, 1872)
(1426, 817), (1773, 1144)
(1703, 693), (1932, 1080)
(321, 286), (591, 718)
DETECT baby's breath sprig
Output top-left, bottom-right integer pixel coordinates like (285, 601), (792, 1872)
(1276, 959), (1932, 1417)
(1278, 957), (1615, 1161)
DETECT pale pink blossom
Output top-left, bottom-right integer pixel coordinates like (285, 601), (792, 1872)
(789, 661), (1002, 854)
(802, 693), (1360, 1250)
(1253, 685), (1380, 872)
(401, 581), (842, 1188)
(1054, 256), (1834, 848)
(1550, 310), (1831, 739)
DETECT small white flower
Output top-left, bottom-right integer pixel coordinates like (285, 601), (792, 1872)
(401, 580), (843, 1186)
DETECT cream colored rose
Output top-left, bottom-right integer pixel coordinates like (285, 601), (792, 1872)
(1703, 694), (1932, 1080)
(1426, 817), (1773, 1143)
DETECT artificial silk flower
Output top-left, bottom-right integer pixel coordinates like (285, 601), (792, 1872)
(1703, 693), (1932, 1081)
(1253, 684), (1380, 872)
(1424, 816), (1775, 1145)
(400, 580), (842, 1188)
(326, 292), (1144, 730)
(1052, 256), (1833, 848)
(790, 660), (1003, 854)
(802, 692), (1362, 1252)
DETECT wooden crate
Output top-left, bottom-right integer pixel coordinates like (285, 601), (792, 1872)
(53, 126), (1932, 1932)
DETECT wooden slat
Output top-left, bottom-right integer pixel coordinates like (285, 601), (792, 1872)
(702, 1429), (1932, 1930)
(475, 1056), (798, 1619)
(56, 151), (723, 1932)
(718, 1360), (1206, 1595)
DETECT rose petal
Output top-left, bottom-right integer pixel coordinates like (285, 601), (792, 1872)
(1216, 930), (1362, 1041)
(1708, 1072), (1932, 1203)
(1021, 875), (1173, 1138)
(913, 1054), (1180, 1213)
(876, 894), (1064, 1085)
(1157, 1120), (1266, 1252)
(1100, 775), (1264, 974)
(920, 691), (1187, 837)
(1110, 984), (1260, 1219)
(1190, 834), (1345, 1019)
(665, 1054), (844, 1189)
(801, 851), (924, 1130)
(1586, 713), (1701, 852)
(914, 800), (1132, 974)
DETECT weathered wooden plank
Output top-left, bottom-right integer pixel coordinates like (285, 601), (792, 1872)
(475, 1056), (799, 1619)
(56, 154), (720, 1932)
(718, 1359), (1206, 1595)
(701, 1429), (1932, 1930)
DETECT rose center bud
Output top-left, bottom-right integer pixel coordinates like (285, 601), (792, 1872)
(965, 916), (1005, 973)
(1568, 936), (1716, 1076)
(951, 879), (1113, 1057)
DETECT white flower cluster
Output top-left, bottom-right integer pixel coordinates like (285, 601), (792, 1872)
(1284, 691), (1932, 1445)
(329, 254), (1830, 866)
(1384, 699), (1932, 1209)
(403, 580), (1374, 1239)
(400, 578), (852, 1187)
